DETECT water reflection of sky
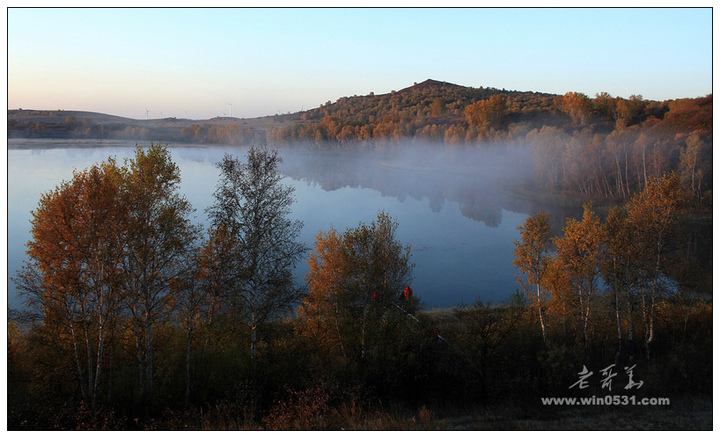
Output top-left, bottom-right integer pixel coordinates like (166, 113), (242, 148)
(7, 142), (528, 310)
(290, 178), (528, 307)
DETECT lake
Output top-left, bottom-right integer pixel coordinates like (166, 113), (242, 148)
(6, 139), (578, 310)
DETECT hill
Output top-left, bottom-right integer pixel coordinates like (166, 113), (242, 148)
(266, 79), (709, 147)
(7, 109), (137, 124)
(398, 78), (466, 92)
(8, 79), (711, 147)
(7, 108), (300, 145)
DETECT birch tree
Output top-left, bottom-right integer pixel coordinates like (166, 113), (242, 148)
(679, 133), (709, 202)
(16, 160), (126, 416)
(553, 205), (604, 347)
(601, 206), (642, 363)
(205, 146), (306, 377)
(625, 173), (686, 359)
(301, 212), (414, 362)
(120, 144), (199, 412)
(513, 212), (552, 343)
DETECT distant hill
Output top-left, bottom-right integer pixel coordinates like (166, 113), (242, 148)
(8, 79), (711, 148)
(7, 108), (295, 144)
(398, 79), (467, 93)
(289, 78), (558, 131)
(7, 109), (136, 124)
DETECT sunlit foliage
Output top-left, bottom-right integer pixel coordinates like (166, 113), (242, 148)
(300, 212), (415, 363)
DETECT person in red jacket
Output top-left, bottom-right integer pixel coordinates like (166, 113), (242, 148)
(401, 286), (413, 300)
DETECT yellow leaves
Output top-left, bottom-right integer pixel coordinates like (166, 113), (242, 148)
(464, 95), (507, 129)
(305, 227), (344, 304)
(300, 212), (414, 358)
(513, 212), (551, 287)
(626, 173), (686, 245)
(543, 256), (574, 309)
(554, 204), (604, 277)
(560, 92), (592, 125)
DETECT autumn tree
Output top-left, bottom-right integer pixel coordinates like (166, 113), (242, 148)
(601, 206), (641, 363)
(513, 212), (552, 343)
(120, 144), (200, 412)
(679, 133), (710, 203)
(605, 127), (638, 198)
(593, 91), (615, 121)
(16, 144), (198, 415)
(614, 95), (646, 129)
(553, 204), (604, 346)
(632, 131), (652, 190)
(543, 255), (574, 340)
(625, 173), (687, 359)
(301, 212), (414, 363)
(204, 146), (306, 375)
(64, 115), (78, 130)
(300, 227), (351, 360)
(563, 130), (608, 196)
(16, 159), (126, 416)
(559, 92), (593, 125)
(431, 97), (447, 117)
(464, 95), (507, 131)
(527, 126), (570, 190)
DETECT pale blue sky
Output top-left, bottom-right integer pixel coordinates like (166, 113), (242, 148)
(7, 7), (712, 120)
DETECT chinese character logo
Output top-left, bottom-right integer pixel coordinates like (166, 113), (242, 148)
(569, 364), (643, 391)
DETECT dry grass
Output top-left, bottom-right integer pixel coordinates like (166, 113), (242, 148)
(29, 394), (709, 430)
(262, 385), (441, 431)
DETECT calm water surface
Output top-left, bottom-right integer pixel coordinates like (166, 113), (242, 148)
(7, 139), (565, 310)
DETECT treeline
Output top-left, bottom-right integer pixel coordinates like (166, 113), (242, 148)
(179, 122), (265, 145)
(8, 115), (268, 146)
(8, 145), (712, 430)
(523, 104), (712, 204)
(8, 114), (154, 140)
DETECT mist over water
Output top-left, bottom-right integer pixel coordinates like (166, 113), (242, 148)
(279, 142), (535, 226)
(7, 139), (581, 310)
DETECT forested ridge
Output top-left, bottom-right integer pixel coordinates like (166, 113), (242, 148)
(8, 143), (712, 430)
(267, 80), (711, 205)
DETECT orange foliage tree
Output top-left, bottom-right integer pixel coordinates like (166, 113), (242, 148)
(624, 173), (687, 358)
(16, 144), (200, 415)
(300, 212), (415, 364)
(513, 212), (552, 343)
(464, 95), (507, 131)
(16, 159), (126, 416)
(553, 205), (604, 346)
